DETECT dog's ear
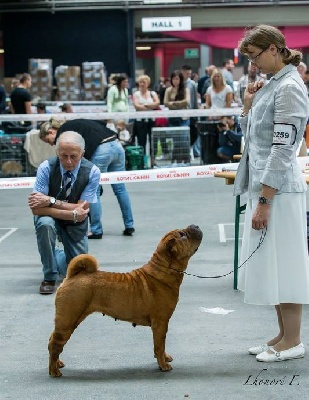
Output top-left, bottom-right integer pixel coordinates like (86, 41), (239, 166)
(166, 238), (177, 255)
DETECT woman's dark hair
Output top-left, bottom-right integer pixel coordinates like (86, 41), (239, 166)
(170, 70), (185, 101)
(115, 75), (128, 96)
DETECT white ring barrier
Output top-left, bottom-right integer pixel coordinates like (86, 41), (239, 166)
(0, 163), (238, 190)
(0, 108), (242, 122)
(1, 155), (308, 190)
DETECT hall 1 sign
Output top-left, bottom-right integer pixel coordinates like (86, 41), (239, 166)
(141, 16), (191, 32)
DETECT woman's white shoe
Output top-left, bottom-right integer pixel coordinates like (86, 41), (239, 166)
(256, 343), (305, 362)
(248, 344), (269, 355)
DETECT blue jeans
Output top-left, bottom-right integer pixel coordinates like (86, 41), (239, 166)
(217, 145), (240, 158)
(90, 141), (134, 235)
(34, 216), (88, 282)
(192, 136), (201, 157)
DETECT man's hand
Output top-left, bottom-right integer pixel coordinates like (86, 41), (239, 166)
(28, 192), (50, 209)
(74, 201), (89, 222)
(218, 122), (229, 131)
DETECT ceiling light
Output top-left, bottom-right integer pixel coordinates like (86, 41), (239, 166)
(136, 46), (151, 51)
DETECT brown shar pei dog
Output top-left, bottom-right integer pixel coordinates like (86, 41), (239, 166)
(48, 224), (203, 377)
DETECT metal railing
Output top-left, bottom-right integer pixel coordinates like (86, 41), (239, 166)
(0, 0), (307, 12)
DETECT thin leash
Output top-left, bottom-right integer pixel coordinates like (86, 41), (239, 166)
(176, 228), (267, 279)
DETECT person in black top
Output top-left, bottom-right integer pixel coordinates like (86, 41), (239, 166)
(0, 85), (6, 113)
(10, 73), (32, 128)
(39, 118), (135, 238)
(10, 73), (32, 114)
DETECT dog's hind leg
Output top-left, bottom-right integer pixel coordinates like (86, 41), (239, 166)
(151, 319), (173, 371)
(48, 307), (91, 377)
(48, 328), (74, 377)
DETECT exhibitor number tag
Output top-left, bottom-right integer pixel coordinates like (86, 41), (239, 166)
(273, 123), (296, 145)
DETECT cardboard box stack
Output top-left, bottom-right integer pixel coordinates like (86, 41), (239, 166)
(55, 65), (81, 101)
(29, 58), (53, 101)
(82, 61), (107, 101)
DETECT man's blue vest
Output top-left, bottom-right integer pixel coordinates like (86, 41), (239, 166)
(47, 157), (93, 238)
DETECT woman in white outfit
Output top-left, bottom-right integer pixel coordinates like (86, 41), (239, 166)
(234, 25), (309, 362)
(204, 69), (233, 110)
(132, 75), (159, 160)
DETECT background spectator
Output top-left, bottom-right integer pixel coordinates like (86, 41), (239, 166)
(297, 62), (309, 96)
(36, 102), (50, 128)
(10, 78), (19, 91)
(181, 64), (199, 158)
(222, 59), (235, 91)
(0, 84), (6, 114)
(197, 65), (216, 105)
(217, 115), (243, 161)
(164, 70), (190, 127)
(59, 103), (73, 113)
(10, 73), (32, 124)
(106, 75), (129, 114)
(116, 119), (131, 147)
(236, 62), (266, 105)
(158, 77), (171, 105)
(132, 74), (159, 157)
(204, 69), (233, 110)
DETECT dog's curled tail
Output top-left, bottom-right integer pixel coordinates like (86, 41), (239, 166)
(66, 254), (99, 279)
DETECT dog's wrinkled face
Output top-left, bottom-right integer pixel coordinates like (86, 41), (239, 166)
(157, 225), (203, 269)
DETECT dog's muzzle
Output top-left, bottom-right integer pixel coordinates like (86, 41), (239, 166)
(186, 224), (203, 240)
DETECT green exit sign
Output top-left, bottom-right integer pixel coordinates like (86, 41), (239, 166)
(184, 48), (199, 59)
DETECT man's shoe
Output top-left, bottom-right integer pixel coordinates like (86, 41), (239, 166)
(88, 233), (103, 239)
(39, 280), (55, 295)
(256, 343), (305, 362)
(248, 344), (269, 355)
(123, 228), (135, 236)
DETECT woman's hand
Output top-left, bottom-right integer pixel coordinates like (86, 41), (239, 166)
(243, 81), (264, 113)
(252, 204), (270, 230)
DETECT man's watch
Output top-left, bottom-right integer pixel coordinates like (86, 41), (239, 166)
(49, 197), (56, 207)
(258, 196), (272, 205)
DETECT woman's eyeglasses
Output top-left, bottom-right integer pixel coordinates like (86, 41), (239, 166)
(247, 47), (268, 64)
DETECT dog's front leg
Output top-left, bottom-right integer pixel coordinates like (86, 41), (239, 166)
(151, 319), (173, 371)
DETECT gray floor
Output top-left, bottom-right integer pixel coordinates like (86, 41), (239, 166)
(1, 177), (308, 400)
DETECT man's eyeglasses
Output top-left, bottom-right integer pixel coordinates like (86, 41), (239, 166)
(247, 47), (268, 64)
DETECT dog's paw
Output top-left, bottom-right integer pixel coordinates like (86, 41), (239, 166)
(160, 363), (173, 372)
(49, 368), (63, 378)
(57, 359), (65, 369)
